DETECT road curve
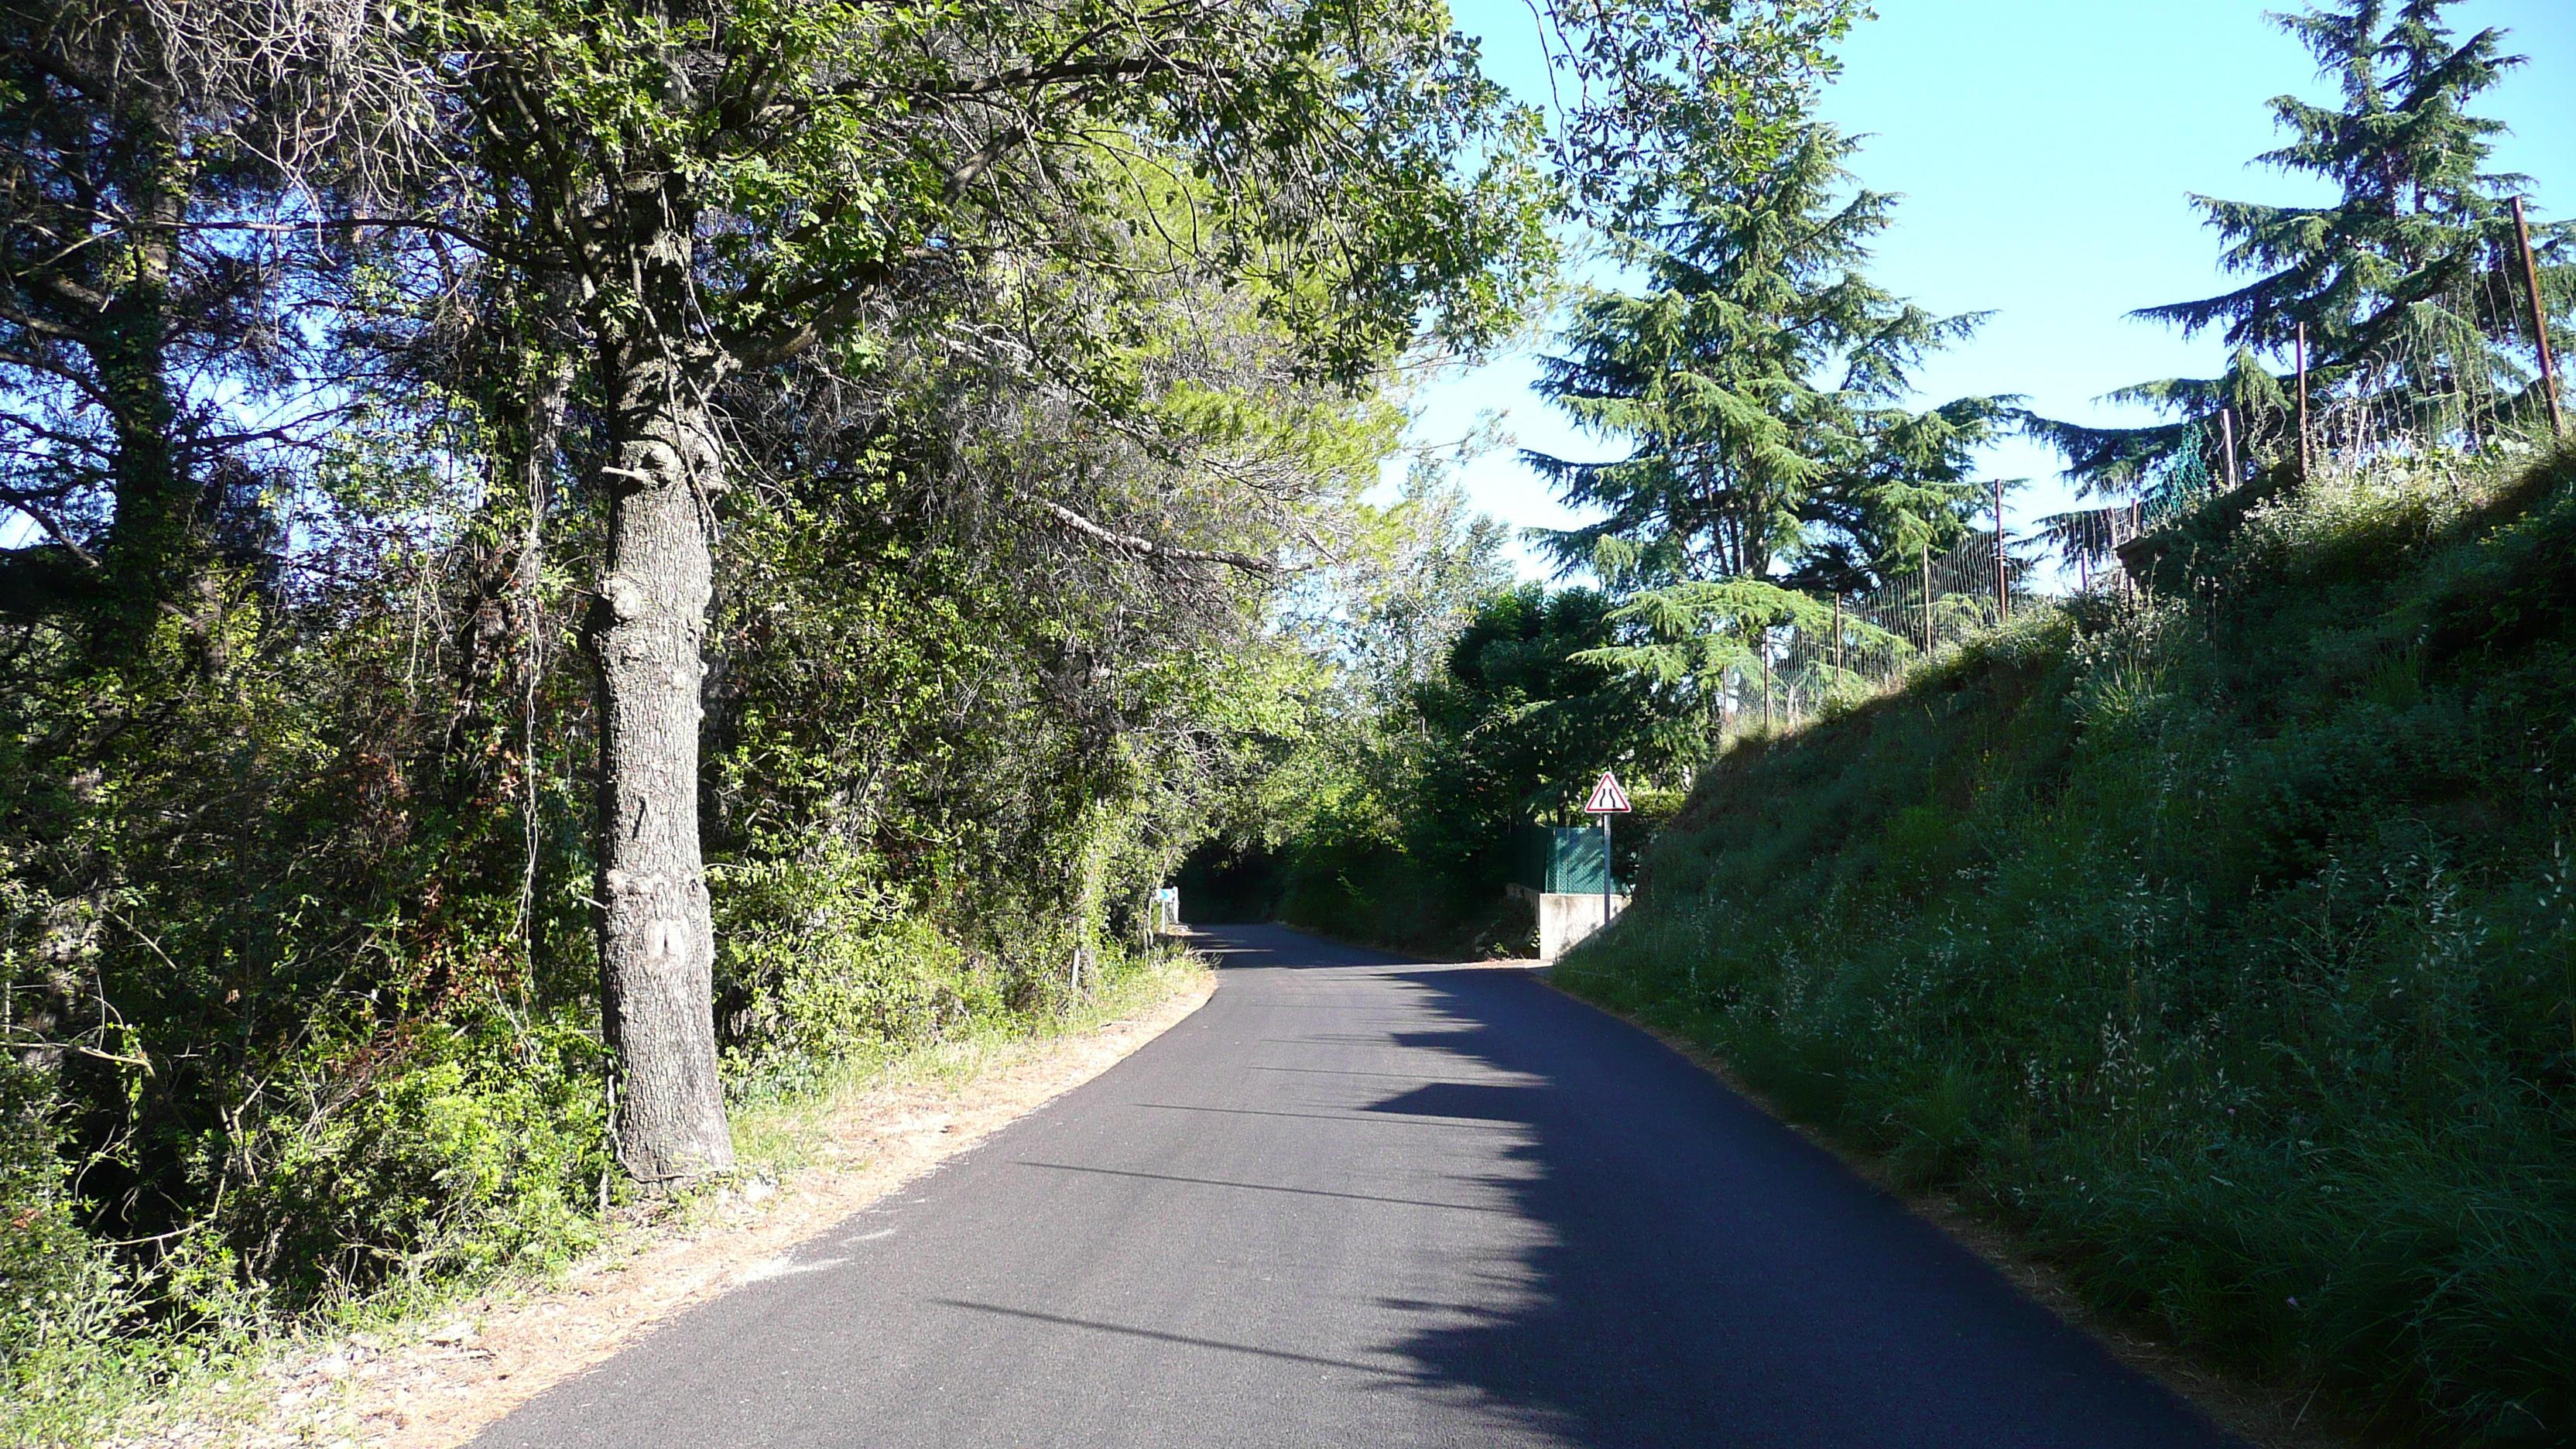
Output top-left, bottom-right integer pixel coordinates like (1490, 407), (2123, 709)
(478, 924), (2240, 1448)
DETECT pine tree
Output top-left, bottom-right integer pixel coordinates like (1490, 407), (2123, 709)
(2043, 0), (2571, 498)
(1526, 123), (2012, 588)
(2026, 349), (2297, 504)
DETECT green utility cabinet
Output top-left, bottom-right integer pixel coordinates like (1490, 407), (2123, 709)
(1510, 822), (1622, 896)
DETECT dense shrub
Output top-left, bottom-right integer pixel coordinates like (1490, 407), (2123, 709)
(713, 850), (1004, 1098)
(1557, 441), (2576, 1444)
(0, 1057), (130, 1432)
(0, 460), (1251, 1433)
(218, 1009), (609, 1294)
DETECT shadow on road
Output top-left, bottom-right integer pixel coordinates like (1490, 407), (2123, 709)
(1348, 964), (2242, 1449)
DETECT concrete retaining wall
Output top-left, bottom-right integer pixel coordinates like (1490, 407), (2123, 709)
(1509, 883), (1630, 961)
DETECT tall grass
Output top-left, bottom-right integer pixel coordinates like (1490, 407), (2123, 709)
(1556, 441), (2576, 1444)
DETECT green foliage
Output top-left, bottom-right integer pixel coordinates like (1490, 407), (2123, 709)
(1536, 0), (1869, 229)
(2143, 0), (2554, 371)
(711, 849), (997, 1096)
(1556, 439), (2576, 1442)
(221, 1010), (608, 1294)
(1612, 787), (1690, 886)
(0, 1055), (132, 1439)
(1577, 575), (1907, 761)
(2040, 0), (2573, 495)
(0, 549), (616, 1446)
(1520, 118), (2013, 776)
(1528, 122), (2014, 588)
(433, 0), (1560, 387)
(0, 253), (1353, 1427)
(1251, 581), (1673, 956)
(1414, 584), (1668, 835)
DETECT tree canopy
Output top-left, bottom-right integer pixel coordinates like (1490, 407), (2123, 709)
(0, 1), (1896, 1410)
(1526, 123), (2012, 590)
(2036, 0), (2573, 497)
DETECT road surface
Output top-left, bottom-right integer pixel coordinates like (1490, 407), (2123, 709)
(478, 924), (2239, 1447)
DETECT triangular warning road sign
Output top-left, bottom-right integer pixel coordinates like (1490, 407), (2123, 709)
(1583, 769), (1632, 814)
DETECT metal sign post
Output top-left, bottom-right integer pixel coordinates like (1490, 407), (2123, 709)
(1582, 769), (1633, 938)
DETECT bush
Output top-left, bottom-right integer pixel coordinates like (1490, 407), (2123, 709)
(707, 841), (1184, 1100)
(1, 1057), (136, 1442)
(221, 1009), (609, 1297)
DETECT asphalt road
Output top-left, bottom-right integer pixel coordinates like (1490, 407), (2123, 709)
(478, 924), (2242, 1448)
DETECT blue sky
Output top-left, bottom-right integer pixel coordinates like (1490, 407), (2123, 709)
(1415, 0), (2576, 577)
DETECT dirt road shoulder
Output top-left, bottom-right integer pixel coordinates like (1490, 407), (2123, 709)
(122, 961), (1216, 1449)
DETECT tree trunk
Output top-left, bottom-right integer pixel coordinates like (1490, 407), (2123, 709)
(91, 122), (193, 667)
(587, 308), (735, 1185)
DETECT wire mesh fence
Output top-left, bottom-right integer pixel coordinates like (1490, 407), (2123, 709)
(1700, 440), (2552, 754)
(1669, 528), (2030, 746)
(1667, 208), (2566, 757)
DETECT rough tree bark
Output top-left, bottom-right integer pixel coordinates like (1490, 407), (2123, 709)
(584, 192), (735, 1184)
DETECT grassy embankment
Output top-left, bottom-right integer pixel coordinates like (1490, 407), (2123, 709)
(1555, 442), (2576, 1444)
